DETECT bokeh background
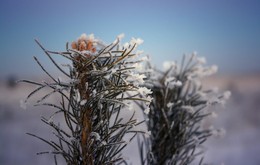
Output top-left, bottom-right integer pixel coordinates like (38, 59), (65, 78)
(1, 0), (260, 164)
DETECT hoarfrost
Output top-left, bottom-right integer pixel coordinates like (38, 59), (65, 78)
(123, 42), (129, 48)
(98, 101), (103, 110)
(92, 89), (97, 97)
(140, 56), (149, 61)
(144, 107), (150, 114)
(197, 57), (206, 64)
(208, 65), (218, 75)
(130, 37), (144, 46)
(87, 33), (95, 42)
(111, 68), (117, 74)
(175, 80), (182, 87)
(138, 87), (152, 96)
(170, 121), (175, 129)
(165, 77), (175, 85)
(85, 82), (88, 90)
(166, 79), (182, 89)
(145, 131), (151, 138)
(20, 99), (27, 110)
(210, 111), (218, 118)
(127, 73), (146, 85)
(212, 128), (226, 138)
(197, 91), (207, 99)
(126, 102), (134, 111)
(79, 33), (87, 40)
(131, 63), (143, 70)
(167, 102), (174, 108)
(117, 33), (125, 40)
(101, 141), (107, 146)
(136, 50), (144, 56)
(90, 132), (101, 141)
(181, 105), (194, 113)
(223, 91), (231, 100)
(74, 89), (81, 103)
(146, 96), (153, 104)
(163, 61), (176, 71)
(80, 99), (87, 106)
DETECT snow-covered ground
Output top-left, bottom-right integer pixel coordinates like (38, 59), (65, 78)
(0, 74), (260, 165)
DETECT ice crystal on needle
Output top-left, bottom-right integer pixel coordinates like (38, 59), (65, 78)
(19, 99), (27, 110)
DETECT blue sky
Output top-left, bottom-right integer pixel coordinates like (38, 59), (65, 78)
(1, 0), (260, 78)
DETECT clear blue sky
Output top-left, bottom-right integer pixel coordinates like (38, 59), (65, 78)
(1, 0), (260, 78)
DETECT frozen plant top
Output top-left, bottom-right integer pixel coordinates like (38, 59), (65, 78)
(71, 33), (97, 52)
(20, 33), (152, 165)
(70, 33), (144, 55)
(69, 33), (153, 112)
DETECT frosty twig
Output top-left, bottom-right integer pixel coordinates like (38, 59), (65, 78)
(21, 33), (151, 164)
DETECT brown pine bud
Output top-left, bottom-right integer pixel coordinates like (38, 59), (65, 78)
(71, 41), (78, 50)
(87, 42), (93, 50)
(79, 41), (87, 51)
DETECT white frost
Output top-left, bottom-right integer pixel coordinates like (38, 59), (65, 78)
(80, 99), (87, 106)
(182, 105), (194, 113)
(197, 57), (206, 64)
(85, 82), (88, 90)
(144, 107), (150, 114)
(211, 111), (218, 118)
(130, 37), (144, 46)
(90, 132), (101, 141)
(127, 73), (146, 85)
(131, 63), (143, 70)
(167, 102), (174, 108)
(166, 79), (182, 89)
(126, 102), (134, 111)
(117, 33), (125, 40)
(111, 68), (117, 74)
(74, 89), (81, 103)
(208, 65), (218, 75)
(136, 50), (144, 56)
(175, 80), (182, 87)
(146, 96), (153, 104)
(163, 61), (176, 71)
(138, 87), (152, 96)
(87, 33), (95, 41)
(223, 91), (231, 100)
(123, 42), (129, 48)
(165, 77), (175, 85)
(140, 56), (149, 61)
(79, 33), (87, 40)
(144, 130), (151, 138)
(20, 99), (27, 110)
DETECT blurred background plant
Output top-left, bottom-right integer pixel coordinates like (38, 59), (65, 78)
(138, 54), (230, 165)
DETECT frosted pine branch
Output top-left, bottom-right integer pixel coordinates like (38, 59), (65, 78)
(21, 33), (152, 165)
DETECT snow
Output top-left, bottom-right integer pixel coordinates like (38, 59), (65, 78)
(197, 56), (207, 64)
(130, 37), (144, 46)
(19, 99), (27, 110)
(1, 74), (260, 165)
(223, 90), (232, 100)
(167, 102), (174, 108)
(163, 61), (176, 71)
(144, 107), (150, 114)
(117, 33), (125, 40)
(137, 87), (152, 96)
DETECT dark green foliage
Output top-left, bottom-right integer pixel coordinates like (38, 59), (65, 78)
(20, 35), (151, 165)
(138, 54), (229, 165)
